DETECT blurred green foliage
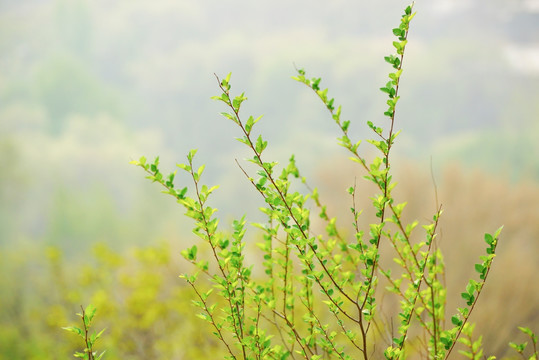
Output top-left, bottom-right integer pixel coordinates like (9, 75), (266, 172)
(1, 0), (538, 179)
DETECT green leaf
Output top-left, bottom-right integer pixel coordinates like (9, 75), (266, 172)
(484, 233), (494, 245)
(451, 315), (462, 326)
(255, 135), (268, 154)
(392, 28), (404, 37)
(245, 115), (263, 134)
(494, 225), (504, 238)
(92, 328), (106, 344)
(150, 156), (160, 173)
(232, 92), (247, 110)
(181, 245), (198, 261)
(518, 326), (534, 338)
(221, 112), (238, 123)
(509, 341), (527, 353)
(197, 164), (206, 179)
(311, 77), (321, 90)
(461, 292), (474, 306)
(62, 326), (83, 337)
(177, 163), (191, 172)
(175, 187), (188, 199)
(474, 263), (484, 274)
(187, 149), (198, 162)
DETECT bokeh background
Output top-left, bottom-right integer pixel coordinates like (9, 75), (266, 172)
(1, 0), (538, 358)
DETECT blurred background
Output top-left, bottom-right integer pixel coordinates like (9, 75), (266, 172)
(1, 0), (538, 358)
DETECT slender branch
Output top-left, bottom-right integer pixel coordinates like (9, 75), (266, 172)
(79, 305), (95, 360)
(217, 76), (360, 314)
(234, 159), (361, 325)
(187, 280), (238, 359)
(443, 263), (496, 359)
(189, 163), (247, 359)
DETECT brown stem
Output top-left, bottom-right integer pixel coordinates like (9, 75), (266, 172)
(80, 305), (94, 360)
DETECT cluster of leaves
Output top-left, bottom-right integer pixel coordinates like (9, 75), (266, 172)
(509, 327), (538, 360)
(128, 3), (538, 360)
(63, 305), (106, 360)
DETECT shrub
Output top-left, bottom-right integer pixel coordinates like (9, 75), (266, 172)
(71, 3), (537, 359)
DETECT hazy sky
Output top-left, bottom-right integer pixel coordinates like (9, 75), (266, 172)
(1, 0), (538, 246)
